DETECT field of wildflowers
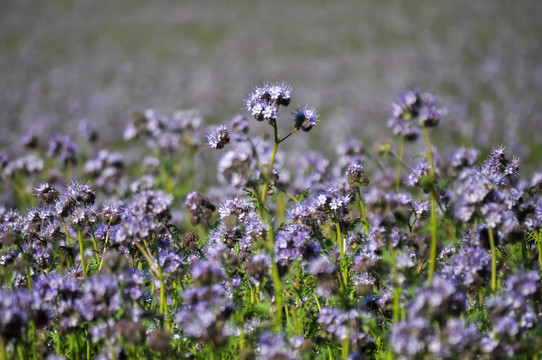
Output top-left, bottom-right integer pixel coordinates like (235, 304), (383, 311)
(2, 80), (542, 359)
(2, 1), (542, 359)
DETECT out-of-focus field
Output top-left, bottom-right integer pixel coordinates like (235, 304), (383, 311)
(1, 0), (542, 167)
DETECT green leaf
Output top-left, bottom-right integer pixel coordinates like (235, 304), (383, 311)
(86, 255), (100, 276)
(297, 187), (310, 204)
(58, 245), (75, 264)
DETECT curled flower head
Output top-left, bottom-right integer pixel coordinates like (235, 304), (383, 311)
(206, 125), (230, 149)
(245, 82), (292, 124)
(293, 106), (318, 132)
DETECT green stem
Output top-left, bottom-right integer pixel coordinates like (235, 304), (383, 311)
(390, 247), (400, 324)
(423, 127), (438, 286)
(342, 330), (350, 359)
(277, 127), (298, 144)
(536, 230), (542, 273)
(314, 293), (322, 312)
(77, 227), (87, 276)
(55, 331), (61, 354)
(358, 188), (370, 237)
(89, 224), (100, 263)
(427, 191), (438, 285)
(422, 127), (435, 179)
(488, 227), (497, 292)
(17, 345), (23, 360)
(0, 337), (6, 360)
(66, 160), (73, 183)
(98, 222), (112, 271)
(85, 329), (90, 360)
(261, 131), (279, 203)
(60, 218), (72, 247)
(336, 221), (348, 287)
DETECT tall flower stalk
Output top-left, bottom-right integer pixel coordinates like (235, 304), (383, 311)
(245, 83), (318, 331)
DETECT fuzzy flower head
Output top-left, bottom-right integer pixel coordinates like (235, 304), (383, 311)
(388, 90), (444, 140)
(206, 125), (230, 149)
(293, 106), (318, 132)
(245, 82), (292, 124)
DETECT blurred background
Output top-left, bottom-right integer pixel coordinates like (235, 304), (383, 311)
(1, 0), (542, 170)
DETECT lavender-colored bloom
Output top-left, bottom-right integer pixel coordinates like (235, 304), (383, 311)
(206, 124), (230, 149)
(120, 270), (146, 301)
(495, 315), (519, 337)
(318, 307), (372, 350)
(2, 154), (44, 177)
(408, 276), (466, 324)
(20, 131), (38, 149)
(35, 183), (60, 205)
(101, 203), (123, 226)
(308, 256), (337, 298)
(218, 197), (255, 224)
(246, 253), (271, 286)
(442, 246), (490, 289)
(293, 105), (318, 132)
(176, 302), (232, 346)
(217, 143), (255, 188)
(191, 260), (225, 286)
(412, 200), (429, 219)
(245, 82), (291, 124)
(313, 186), (351, 218)
(390, 317), (428, 357)
(274, 224), (311, 266)
(450, 147), (478, 169)
(78, 120), (98, 142)
(0, 289), (49, 341)
(77, 275), (121, 321)
(346, 162), (369, 189)
(184, 191), (216, 226)
(505, 270), (539, 305)
(228, 114), (249, 139)
(159, 250), (183, 274)
(258, 332), (297, 360)
(47, 135), (78, 165)
(406, 160), (430, 187)
(114, 190), (172, 247)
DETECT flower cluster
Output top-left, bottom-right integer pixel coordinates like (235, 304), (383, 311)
(1, 84), (542, 359)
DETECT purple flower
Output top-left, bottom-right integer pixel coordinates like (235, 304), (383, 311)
(293, 105), (318, 132)
(47, 135), (78, 165)
(206, 124), (230, 149)
(245, 82), (292, 124)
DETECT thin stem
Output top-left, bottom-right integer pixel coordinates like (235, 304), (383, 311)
(488, 227), (497, 292)
(77, 227), (87, 276)
(342, 329), (350, 359)
(261, 139), (279, 203)
(427, 191), (438, 285)
(357, 188), (370, 237)
(423, 127), (438, 286)
(134, 242), (159, 277)
(0, 337), (6, 360)
(314, 293), (322, 312)
(17, 345), (23, 360)
(60, 218), (72, 247)
(98, 222), (111, 271)
(336, 221), (348, 287)
(536, 230), (542, 273)
(390, 247), (400, 324)
(422, 127), (435, 179)
(89, 224), (100, 263)
(277, 127), (298, 144)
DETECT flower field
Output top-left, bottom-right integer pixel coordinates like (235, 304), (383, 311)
(2, 2), (542, 359)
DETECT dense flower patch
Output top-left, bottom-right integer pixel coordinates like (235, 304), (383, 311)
(1, 83), (542, 359)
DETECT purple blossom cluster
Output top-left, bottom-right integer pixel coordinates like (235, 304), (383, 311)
(1, 84), (542, 359)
